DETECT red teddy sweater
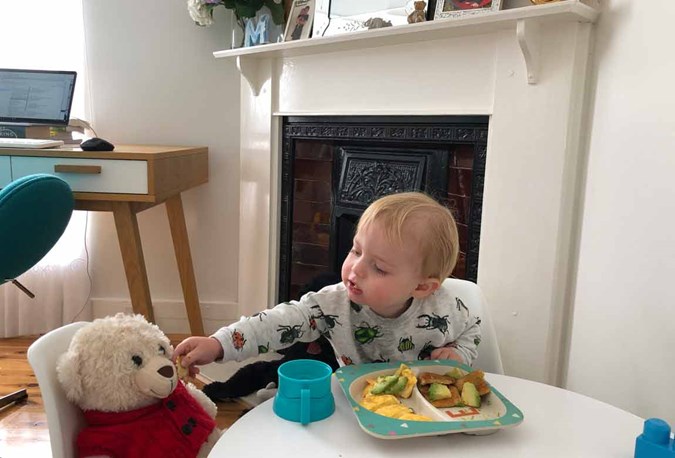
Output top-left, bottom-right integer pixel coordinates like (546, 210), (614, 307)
(78, 381), (216, 458)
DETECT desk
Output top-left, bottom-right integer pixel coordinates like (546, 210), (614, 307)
(209, 374), (644, 457)
(0, 145), (208, 335)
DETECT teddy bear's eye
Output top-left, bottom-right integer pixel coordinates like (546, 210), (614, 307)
(132, 355), (143, 367)
(158, 345), (166, 355)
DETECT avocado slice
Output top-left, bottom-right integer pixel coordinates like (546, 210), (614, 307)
(370, 375), (399, 395)
(461, 382), (481, 408)
(385, 376), (408, 395)
(428, 383), (452, 401)
(445, 367), (465, 380)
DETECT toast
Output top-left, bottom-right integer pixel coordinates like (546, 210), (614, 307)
(176, 356), (189, 382)
(431, 386), (463, 408)
(456, 370), (491, 396)
(418, 372), (457, 386)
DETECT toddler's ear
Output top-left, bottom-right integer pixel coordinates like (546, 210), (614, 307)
(413, 278), (441, 298)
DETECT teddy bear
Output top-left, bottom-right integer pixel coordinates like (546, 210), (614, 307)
(57, 313), (221, 458)
(407, 1), (427, 24)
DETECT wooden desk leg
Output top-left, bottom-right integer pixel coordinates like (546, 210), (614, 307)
(165, 194), (205, 336)
(112, 201), (155, 323)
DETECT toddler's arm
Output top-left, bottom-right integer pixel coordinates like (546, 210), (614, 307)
(179, 296), (329, 368)
(443, 315), (481, 366)
(211, 299), (327, 362)
(173, 336), (224, 377)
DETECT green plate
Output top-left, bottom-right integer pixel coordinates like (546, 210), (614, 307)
(335, 360), (524, 439)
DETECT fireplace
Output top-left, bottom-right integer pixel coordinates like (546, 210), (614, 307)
(278, 116), (488, 302)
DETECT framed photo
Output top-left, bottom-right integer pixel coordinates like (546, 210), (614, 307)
(314, 1), (430, 38)
(434, 0), (502, 19)
(284, 0), (316, 42)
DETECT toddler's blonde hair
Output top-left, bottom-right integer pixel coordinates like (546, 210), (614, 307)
(357, 192), (459, 280)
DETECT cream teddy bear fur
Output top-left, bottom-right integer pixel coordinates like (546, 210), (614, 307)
(57, 313), (221, 458)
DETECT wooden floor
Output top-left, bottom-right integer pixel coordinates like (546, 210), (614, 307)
(0, 334), (249, 457)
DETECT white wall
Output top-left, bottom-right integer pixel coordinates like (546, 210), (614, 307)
(82, 0), (242, 334)
(566, 0), (675, 425)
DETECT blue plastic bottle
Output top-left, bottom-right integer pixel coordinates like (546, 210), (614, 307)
(635, 418), (675, 458)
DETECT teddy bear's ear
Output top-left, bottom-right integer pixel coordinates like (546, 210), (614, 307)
(56, 351), (84, 402)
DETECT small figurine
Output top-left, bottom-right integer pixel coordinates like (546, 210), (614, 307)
(634, 418), (675, 458)
(364, 17), (393, 30)
(407, 1), (427, 24)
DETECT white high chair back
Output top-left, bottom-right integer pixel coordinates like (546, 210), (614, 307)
(444, 278), (504, 374)
(27, 321), (89, 458)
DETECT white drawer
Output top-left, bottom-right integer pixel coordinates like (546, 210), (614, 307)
(0, 156), (10, 187)
(11, 156), (148, 194)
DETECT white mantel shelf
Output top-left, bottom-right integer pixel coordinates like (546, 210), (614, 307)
(214, 1), (599, 91)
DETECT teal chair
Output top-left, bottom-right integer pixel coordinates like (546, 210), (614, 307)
(0, 173), (74, 409)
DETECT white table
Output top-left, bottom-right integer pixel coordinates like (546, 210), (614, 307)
(209, 373), (644, 457)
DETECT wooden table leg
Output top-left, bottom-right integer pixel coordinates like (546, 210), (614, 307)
(166, 194), (205, 336)
(112, 201), (155, 323)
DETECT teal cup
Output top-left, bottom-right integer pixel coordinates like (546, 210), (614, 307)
(273, 359), (335, 425)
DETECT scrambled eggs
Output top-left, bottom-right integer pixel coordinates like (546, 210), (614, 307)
(360, 364), (432, 422)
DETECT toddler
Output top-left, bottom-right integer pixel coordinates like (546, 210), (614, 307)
(174, 192), (482, 375)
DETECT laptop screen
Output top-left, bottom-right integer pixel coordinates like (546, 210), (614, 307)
(0, 68), (77, 126)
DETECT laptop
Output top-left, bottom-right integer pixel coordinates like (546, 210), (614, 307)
(0, 68), (76, 149)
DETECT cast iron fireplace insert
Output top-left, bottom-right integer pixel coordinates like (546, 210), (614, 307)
(278, 115), (488, 303)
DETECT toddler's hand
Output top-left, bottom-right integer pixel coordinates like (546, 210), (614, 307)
(173, 336), (224, 377)
(429, 346), (463, 363)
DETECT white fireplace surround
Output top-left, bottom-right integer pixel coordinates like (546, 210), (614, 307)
(216, 1), (600, 385)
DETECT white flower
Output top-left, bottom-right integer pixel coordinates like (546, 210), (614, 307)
(187, 0), (214, 27)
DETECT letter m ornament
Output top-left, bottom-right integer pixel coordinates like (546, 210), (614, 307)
(244, 13), (270, 47)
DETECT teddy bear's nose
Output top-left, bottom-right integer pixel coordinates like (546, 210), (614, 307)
(158, 365), (174, 378)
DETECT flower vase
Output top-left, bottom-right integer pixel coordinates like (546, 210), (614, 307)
(231, 14), (245, 49)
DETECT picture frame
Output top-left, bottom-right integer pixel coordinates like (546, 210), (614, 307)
(284, 0), (316, 42)
(315, 1), (431, 38)
(434, 0), (502, 19)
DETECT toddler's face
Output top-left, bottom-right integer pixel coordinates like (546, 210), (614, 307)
(341, 220), (433, 318)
